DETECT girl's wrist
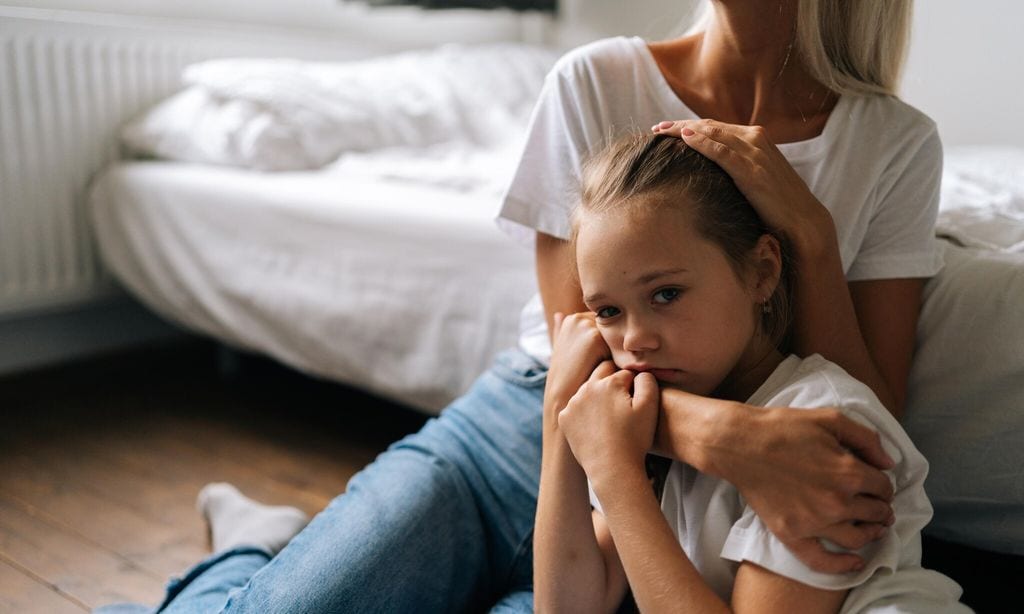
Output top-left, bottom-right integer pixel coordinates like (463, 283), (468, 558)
(588, 457), (648, 501)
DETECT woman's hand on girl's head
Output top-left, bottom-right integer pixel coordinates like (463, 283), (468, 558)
(557, 362), (660, 484)
(652, 119), (834, 250)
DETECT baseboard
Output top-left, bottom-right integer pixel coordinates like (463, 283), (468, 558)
(0, 298), (186, 376)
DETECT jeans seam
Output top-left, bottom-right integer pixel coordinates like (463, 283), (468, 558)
(503, 526), (535, 593)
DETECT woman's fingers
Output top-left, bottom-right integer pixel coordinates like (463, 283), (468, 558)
(654, 119), (759, 155)
(846, 494), (896, 526)
(829, 411), (897, 470)
(819, 522), (889, 552)
(847, 456), (895, 503)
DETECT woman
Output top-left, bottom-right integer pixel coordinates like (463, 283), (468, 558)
(105, 1), (940, 612)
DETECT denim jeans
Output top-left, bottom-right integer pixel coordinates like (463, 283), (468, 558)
(96, 349), (546, 614)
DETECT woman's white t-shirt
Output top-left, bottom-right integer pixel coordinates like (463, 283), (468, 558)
(586, 355), (968, 612)
(497, 36), (944, 364)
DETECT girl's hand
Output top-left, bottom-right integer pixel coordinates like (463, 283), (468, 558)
(558, 361), (660, 480)
(652, 119), (832, 247)
(544, 312), (611, 418)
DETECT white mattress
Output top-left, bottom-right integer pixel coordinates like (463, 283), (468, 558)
(88, 158), (536, 413)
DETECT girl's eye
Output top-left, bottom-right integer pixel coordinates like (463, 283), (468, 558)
(595, 306), (620, 319)
(653, 288), (681, 304)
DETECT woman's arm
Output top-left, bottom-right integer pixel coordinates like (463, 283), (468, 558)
(786, 212), (919, 417)
(655, 390), (894, 573)
(536, 231), (588, 338)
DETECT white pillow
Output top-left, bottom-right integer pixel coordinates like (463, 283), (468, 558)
(904, 239), (1024, 555)
(121, 43), (558, 171)
(937, 146), (1024, 252)
(121, 87), (319, 171)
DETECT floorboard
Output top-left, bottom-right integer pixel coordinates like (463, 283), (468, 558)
(0, 338), (429, 612)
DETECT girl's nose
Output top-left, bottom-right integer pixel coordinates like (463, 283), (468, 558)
(623, 318), (660, 353)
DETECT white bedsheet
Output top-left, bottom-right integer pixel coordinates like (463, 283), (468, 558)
(88, 158), (536, 413)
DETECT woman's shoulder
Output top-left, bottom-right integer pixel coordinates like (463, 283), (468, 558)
(549, 36), (649, 82)
(840, 94), (940, 146)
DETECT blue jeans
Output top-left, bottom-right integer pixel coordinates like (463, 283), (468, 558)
(96, 349), (546, 614)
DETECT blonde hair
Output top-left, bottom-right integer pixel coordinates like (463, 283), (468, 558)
(676, 0), (914, 96)
(573, 134), (793, 350)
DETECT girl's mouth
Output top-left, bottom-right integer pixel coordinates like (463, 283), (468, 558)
(649, 368), (684, 383)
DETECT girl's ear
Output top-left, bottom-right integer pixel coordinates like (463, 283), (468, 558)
(748, 234), (783, 301)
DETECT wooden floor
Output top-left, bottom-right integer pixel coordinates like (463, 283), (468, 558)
(0, 339), (428, 613)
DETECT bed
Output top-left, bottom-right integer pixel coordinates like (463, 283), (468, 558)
(89, 146), (537, 413)
(89, 44), (554, 413)
(87, 45), (1024, 597)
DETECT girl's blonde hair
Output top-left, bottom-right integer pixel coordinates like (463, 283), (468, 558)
(572, 134), (793, 350)
(677, 0), (914, 96)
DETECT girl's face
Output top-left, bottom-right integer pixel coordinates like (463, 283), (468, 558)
(575, 204), (773, 399)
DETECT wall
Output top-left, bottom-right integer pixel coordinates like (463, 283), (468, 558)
(553, 0), (694, 48)
(901, 0), (1024, 147)
(0, 0), (531, 46)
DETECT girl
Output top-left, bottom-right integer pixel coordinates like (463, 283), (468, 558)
(534, 133), (967, 613)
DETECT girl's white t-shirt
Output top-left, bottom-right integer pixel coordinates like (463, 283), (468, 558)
(497, 36), (944, 364)
(590, 354), (969, 612)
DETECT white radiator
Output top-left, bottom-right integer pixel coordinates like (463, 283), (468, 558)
(0, 21), (201, 316)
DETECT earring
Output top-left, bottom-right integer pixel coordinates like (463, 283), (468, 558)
(762, 299), (772, 315)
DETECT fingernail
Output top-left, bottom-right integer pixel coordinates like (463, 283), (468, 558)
(853, 561), (865, 571)
(682, 127), (695, 137)
(657, 120), (674, 129)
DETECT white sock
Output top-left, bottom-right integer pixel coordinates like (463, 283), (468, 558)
(196, 482), (309, 556)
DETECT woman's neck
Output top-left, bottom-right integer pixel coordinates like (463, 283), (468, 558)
(649, 0), (836, 141)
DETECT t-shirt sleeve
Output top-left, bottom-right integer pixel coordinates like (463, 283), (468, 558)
(719, 394), (934, 591)
(846, 124), (945, 281)
(496, 59), (593, 245)
(720, 503), (902, 591)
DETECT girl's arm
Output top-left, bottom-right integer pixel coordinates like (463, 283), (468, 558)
(536, 231), (894, 573)
(534, 314), (620, 612)
(555, 362), (660, 612)
(592, 462), (848, 614)
(592, 459), (730, 614)
(564, 367), (847, 614)
(534, 413), (609, 612)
